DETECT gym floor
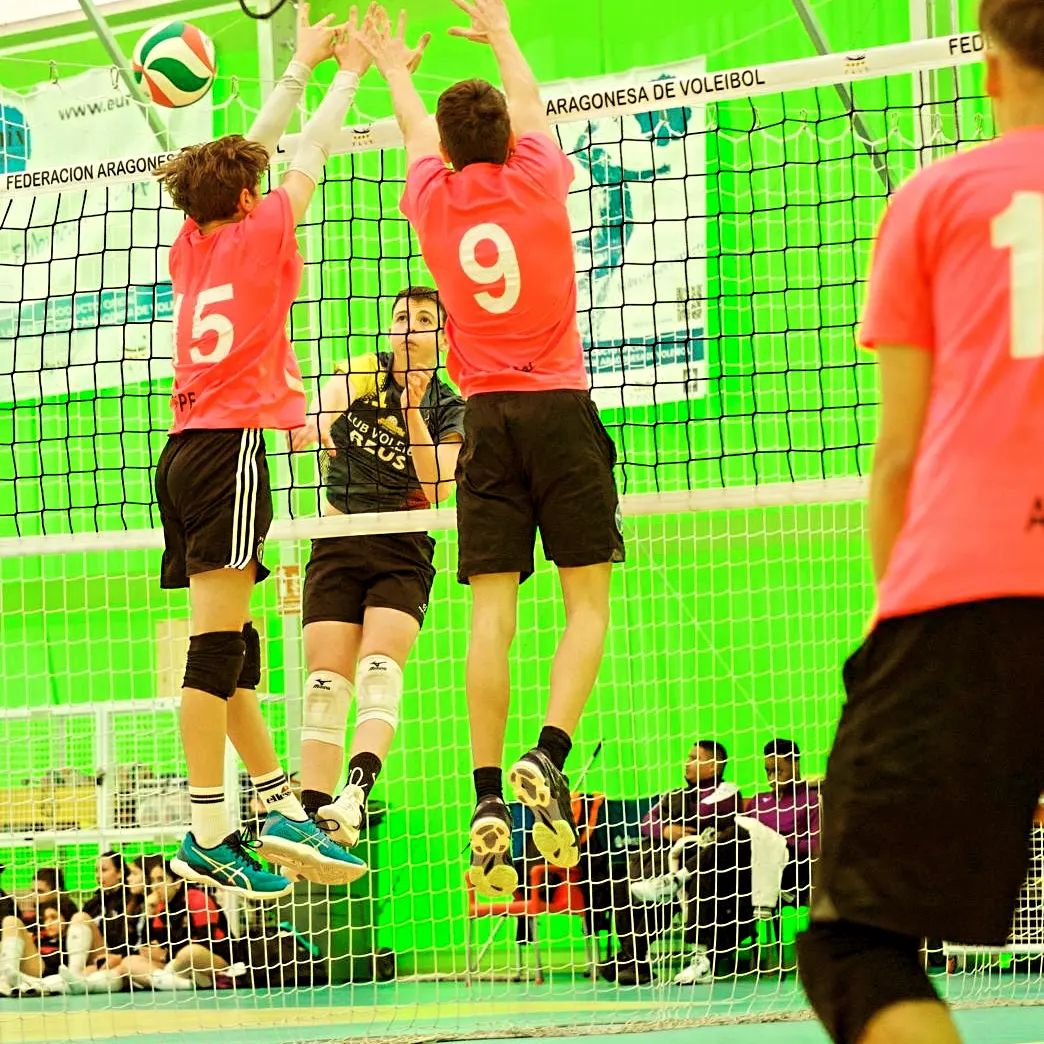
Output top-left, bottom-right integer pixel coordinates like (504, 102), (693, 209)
(1, 975), (1041, 1044)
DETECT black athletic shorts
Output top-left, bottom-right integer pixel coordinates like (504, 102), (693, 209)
(302, 532), (436, 628)
(814, 597), (1044, 946)
(455, 390), (625, 583)
(155, 429), (272, 589)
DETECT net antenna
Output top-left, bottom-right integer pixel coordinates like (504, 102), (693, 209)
(238, 0), (294, 19)
(790, 0), (893, 192)
(76, 0), (175, 152)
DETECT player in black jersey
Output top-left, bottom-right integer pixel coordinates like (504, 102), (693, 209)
(290, 286), (464, 852)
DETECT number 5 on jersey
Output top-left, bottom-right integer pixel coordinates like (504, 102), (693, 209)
(172, 284), (235, 365)
(992, 191), (1044, 359)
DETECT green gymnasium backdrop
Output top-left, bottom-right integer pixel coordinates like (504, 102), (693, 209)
(0, 0), (986, 966)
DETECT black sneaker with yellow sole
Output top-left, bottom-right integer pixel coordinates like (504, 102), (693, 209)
(468, 795), (519, 899)
(508, 748), (580, 869)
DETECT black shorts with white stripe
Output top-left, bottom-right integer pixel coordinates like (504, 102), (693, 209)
(155, 428), (273, 589)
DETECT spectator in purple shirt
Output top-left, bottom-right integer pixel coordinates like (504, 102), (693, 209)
(746, 738), (820, 905)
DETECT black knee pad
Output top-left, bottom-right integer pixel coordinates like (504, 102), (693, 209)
(797, 921), (940, 1044)
(183, 631), (246, 700)
(237, 622), (261, 690)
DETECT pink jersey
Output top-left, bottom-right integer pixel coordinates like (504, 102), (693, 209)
(167, 187), (305, 433)
(399, 133), (588, 397)
(861, 127), (1044, 619)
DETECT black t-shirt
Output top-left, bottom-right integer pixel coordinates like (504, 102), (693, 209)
(323, 352), (465, 515)
(145, 884), (231, 959)
(82, 886), (144, 956)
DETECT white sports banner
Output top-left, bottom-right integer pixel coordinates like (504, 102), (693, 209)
(0, 68), (211, 402)
(546, 58), (708, 411)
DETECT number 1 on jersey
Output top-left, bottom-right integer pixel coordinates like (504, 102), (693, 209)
(991, 191), (1044, 359)
(459, 223), (521, 315)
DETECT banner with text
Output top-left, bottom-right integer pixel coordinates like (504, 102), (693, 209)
(549, 58), (708, 410)
(0, 68), (211, 403)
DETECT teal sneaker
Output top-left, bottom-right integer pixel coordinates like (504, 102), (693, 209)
(256, 810), (368, 885)
(170, 831), (293, 900)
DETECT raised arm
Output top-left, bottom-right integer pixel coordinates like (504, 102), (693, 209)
(359, 7), (436, 164)
(246, 3), (337, 156)
(281, 6), (376, 225)
(448, 0), (548, 136)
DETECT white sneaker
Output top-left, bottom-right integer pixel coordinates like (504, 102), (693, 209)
(150, 970), (194, 991)
(13, 974), (45, 996)
(84, 968), (123, 993)
(318, 784), (365, 847)
(58, 965), (88, 994)
(673, 952), (713, 985)
(630, 872), (680, 904)
(40, 974), (67, 995)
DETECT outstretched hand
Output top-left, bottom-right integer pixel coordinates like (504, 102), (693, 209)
(358, 5), (432, 77)
(332, 5), (374, 77)
(447, 0), (510, 45)
(293, 2), (339, 69)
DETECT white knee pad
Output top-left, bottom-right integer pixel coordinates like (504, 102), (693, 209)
(355, 655), (403, 731)
(302, 671), (353, 745)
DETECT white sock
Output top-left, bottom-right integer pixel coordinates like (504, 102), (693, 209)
(65, 922), (92, 976)
(189, 786), (229, 848)
(251, 769), (307, 821)
(0, 937), (23, 986)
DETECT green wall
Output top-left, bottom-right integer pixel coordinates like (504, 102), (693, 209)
(0, 0), (988, 967)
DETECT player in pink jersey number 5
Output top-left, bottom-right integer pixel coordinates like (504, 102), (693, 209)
(361, 0), (625, 898)
(797, 2), (1044, 1042)
(152, 4), (378, 899)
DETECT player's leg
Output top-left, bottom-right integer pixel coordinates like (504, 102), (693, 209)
(507, 562), (610, 870)
(299, 620), (361, 814)
(297, 535), (367, 818)
(508, 390), (624, 869)
(797, 599), (1044, 1044)
(456, 395), (537, 899)
(320, 605), (421, 845)
(227, 612), (365, 884)
(62, 912), (103, 980)
(170, 564), (293, 898)
(167, 943), (229, 988)
(157, 431), (293, 900)
(0, 918), (43, 993)
(466, 571), (522, 897)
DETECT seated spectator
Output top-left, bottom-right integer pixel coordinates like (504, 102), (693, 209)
(1, 903), (71, 995)
(746, 738), (820, 905)
(123, 860), (238, 990)
(62, 851), (145, 992)
(598, 740), (751, 986)
(27, 867), (78, 924)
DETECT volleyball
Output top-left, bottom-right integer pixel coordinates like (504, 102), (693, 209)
(131, 21), (216, 108)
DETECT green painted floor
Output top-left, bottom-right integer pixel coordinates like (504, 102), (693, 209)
(0, 976), (1040, 1044)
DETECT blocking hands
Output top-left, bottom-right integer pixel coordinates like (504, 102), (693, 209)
(292, 2), (339, 69)
(357, 4), (432, 77)
(448, 0), (511, 45)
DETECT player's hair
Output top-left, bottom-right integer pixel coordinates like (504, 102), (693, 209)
(393, 285), (447, 326)
(436, 79), (512, 169)
(697, 739), (728, 766)
(764, 737), (801, 759)
(155, 134), (270, 225)
(980, 0), (1044, 73)
(33, 867), (66, 892)
(138, 852), (167, 884)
